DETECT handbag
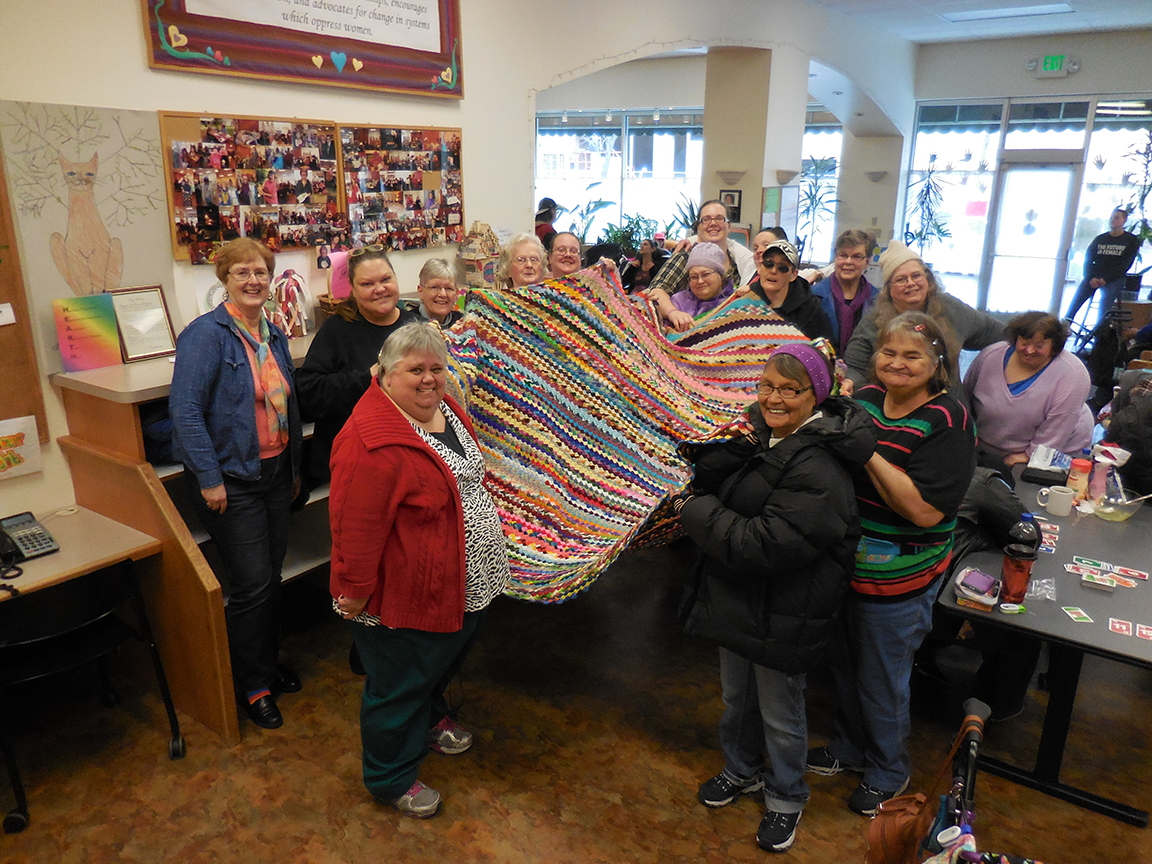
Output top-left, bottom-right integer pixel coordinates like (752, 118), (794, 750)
(865, 709), (981, 864)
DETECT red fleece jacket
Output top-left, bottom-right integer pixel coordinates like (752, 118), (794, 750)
(328, 385), (478, 632)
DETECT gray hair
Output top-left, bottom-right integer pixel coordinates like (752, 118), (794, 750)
(496, 232), (546, 288)
(419, 257), (458, 284)
(377, 322), (449, 375)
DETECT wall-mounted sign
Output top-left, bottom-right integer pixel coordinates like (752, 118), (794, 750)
(142, 0), (462, 98)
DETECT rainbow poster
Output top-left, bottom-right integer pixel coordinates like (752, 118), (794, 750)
(52, 295), (122, 372)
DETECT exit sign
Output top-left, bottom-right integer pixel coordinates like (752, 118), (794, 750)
(1035, 54), (1078, 78)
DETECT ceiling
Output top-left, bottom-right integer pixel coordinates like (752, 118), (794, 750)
(806, 0), (1152, 43)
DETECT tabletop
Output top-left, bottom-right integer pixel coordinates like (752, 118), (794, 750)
(1, 507), (162, 602)
(939, 482), (1152, 668)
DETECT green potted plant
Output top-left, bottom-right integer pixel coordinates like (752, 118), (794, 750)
(797, 156), (840, 263)
(904, 153), (951, 257)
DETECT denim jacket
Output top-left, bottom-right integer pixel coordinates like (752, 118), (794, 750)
(170, 303), (303, 489)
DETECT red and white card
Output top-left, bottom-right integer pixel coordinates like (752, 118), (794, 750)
(1110, 618), (1133, 636)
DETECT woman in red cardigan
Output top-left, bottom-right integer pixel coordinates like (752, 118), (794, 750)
(329, 322), (509, 819)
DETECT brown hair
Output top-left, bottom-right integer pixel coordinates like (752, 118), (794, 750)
(214, 237), (274, 284)
(1006, 311), (1067, 355)
(871, 311), (951, 395)
(337, 245), (396, 321)
(835, 229), (875, 254)
(871, 266), (961, 378)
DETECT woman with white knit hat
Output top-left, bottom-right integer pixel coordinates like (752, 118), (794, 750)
(840, 241), (1001, 398)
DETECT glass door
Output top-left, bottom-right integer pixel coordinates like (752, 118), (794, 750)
(986, 165), (1075, 313)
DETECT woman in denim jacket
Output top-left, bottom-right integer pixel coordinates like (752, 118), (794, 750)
(170, 238), (303, 732)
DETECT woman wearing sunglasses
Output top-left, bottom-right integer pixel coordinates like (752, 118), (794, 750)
(748, 239), (835, 343)
(297, 244), (418, 485)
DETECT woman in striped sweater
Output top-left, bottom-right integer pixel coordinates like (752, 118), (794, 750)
(806, 311), (976, 817)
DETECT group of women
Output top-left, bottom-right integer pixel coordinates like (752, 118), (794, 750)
(169, 226), (1095, 843)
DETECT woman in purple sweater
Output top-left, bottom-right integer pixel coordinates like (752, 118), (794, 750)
(962, 311), (1093, 468)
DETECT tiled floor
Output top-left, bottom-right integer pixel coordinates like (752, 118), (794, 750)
(2, 543), (1148, 862)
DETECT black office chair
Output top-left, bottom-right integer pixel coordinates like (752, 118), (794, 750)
(0, 559), (185, 833)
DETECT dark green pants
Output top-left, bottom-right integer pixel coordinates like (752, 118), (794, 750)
(351, 610), (483, 801)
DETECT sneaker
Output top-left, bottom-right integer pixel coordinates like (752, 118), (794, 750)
(756, 808), (802, 853)
(391, 780), (441, 818)
(429, 715), (473, 755)
(697, 771), (764, 808)
(846, 778), (910, 817)
(805, 745), (863, 776)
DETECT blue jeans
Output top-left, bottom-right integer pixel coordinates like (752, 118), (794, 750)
(827, 588), (936, 792)
(187, 450), (292, 695)
(718, 647), (809, 812)
(1066, 275), (1127, 327)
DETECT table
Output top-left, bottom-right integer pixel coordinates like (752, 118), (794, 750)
(0, 507), (161, 601)
(939, 486), (1152, 827)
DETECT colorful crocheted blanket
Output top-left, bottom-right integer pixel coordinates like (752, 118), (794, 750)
(445, 265), (808, 603)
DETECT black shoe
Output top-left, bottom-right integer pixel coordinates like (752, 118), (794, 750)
(846, 778), (908, 816)
(349, 641), (366, 676)
(757, 808), (801, 853)
(806, 745), (863, 776)
(697, 771), (764, 808)
(273, 663), (302, 694)
(244, 695), (284, 729)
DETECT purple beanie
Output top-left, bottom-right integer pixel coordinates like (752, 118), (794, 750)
(686, 241), (728, 276)
(767, 343), (833, 405)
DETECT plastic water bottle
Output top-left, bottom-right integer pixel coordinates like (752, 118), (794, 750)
(1007, 512), (1041, 555)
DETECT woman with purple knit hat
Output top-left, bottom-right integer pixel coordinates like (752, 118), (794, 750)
(647, 241), (735, 333)
(671, 341), (876, 853)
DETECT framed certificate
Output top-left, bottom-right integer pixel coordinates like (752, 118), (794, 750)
(107, 286), (178, 362)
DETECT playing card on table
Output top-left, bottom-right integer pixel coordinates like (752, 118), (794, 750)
(1110, 619), (1133, 636)
(1039, 522), (1060, 533)
(1066, 564), (1102, 576)
(1081, 573), (1116, 590)
(1062, 606), (1093, 622)
(1137, 624), (1152, 641)
(1113, 566), (1149, 580)
(1039, 545), (1056, 554)
(1111, 574), (1138, 589)
(1073, 555), (1107, 569)
(1041, 532), (1059, 545)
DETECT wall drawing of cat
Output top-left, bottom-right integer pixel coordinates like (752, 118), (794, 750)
(49, 153), (124, 295)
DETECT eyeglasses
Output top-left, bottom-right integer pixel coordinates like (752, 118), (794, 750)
(890, 272), (927, 287)
(698, 215), (728, 225)
(229, 268), (271, 282)
(760, 259), (793, 274)
(422, 284), (456, 295)
(756, 383), (812, 399)
(688, 272), (719, 285)
(835, 252), (868, 262)
(349, 243), (387, 258)
(514, 256), (542, 266)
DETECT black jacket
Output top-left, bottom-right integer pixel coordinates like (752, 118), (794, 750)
(748, 277), (835, 344)
(678, 395), (876, 673)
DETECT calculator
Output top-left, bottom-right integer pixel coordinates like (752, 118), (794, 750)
(0, 511), (61, 561)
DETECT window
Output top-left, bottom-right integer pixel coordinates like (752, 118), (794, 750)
(536, 111), (703, 244)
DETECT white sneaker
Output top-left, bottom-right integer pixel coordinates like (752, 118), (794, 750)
(391, 780), (441, 818)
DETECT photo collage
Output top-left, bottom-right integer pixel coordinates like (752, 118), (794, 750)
(164, 114), (465, 264)
(168, 117), (349, 264)
(341, 126), (464, 251)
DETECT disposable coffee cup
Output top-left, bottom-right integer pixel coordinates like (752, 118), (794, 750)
(1036, 485), (1075, 517)
(1001, 542), (1037, 604)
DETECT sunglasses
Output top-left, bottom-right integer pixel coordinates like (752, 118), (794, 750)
(760, 259), (794, 274)
(349, 243), (387, 258)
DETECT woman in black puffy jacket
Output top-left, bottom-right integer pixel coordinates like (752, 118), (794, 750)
(674, 342), (875, 853)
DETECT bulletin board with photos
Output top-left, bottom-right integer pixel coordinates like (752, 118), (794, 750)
(159, 112), (349, 264)
(339, 124), (464, 251)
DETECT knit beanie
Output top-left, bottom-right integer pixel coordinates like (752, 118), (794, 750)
(768, 343), (833, 406)
(687, 241), (728, 276)
(879, 240), (924, 285)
